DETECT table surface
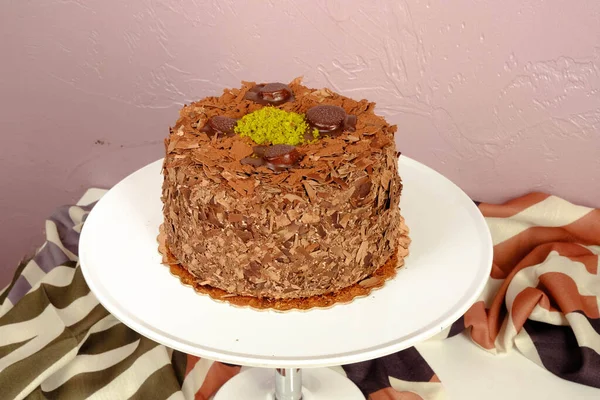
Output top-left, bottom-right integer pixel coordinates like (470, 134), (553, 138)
(416, 333), (600, 400)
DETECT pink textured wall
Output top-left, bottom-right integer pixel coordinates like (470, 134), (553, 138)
(1, 1), (599, 286)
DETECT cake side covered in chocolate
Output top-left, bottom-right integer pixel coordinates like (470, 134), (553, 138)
(161, 78), (405, 299)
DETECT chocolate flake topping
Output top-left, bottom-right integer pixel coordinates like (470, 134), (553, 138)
(161, 77), (406, 300)
(354, 177), (372, 200)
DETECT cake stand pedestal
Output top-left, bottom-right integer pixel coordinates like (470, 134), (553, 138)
(79, 156), (493, 400)
(216, 367), (362, 399)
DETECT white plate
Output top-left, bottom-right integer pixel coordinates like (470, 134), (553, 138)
(79, 156), (492, 368)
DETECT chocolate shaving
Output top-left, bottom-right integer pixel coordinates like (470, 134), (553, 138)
(353, 176), (372, 200)
(230, 140), (254, 161)
(343, 115), (357, 132)
(331, 211), (342, 229)
(236, 230), (253, 242)
(302, 181), (318, 203)
(228, 213), (244, 223)
(364, 253), (373, 267)
(358, 276), (382, 288)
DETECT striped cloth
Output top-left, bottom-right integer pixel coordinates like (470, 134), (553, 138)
(1, 190), (599, 399)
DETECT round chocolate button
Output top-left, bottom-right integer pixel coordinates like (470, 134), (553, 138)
(264, 144), (301, 166)
(306, 105), (346, 132)
(264, 144), (296, 159)
(208, 116), (237, 135)
(259, 83), (292, 103)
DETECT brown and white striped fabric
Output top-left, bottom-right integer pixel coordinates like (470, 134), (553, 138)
(1, 190), (599, 399)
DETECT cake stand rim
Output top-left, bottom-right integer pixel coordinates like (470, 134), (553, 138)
(79, 155), (493, 368)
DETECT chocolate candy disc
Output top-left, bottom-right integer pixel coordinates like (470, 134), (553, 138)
(306, 105), (346, 132)
(264, 144), (301, 166)
(241, 144), (302, 171)
(244, 82), (294, 105)
(201, 116), (238, 137)
(209, 116), (237, 135)
(264, 144), (296, 159)
(259, 83), (292, 103)
(306, 105), (357, 136)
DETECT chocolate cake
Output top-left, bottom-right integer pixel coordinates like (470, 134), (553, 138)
(160, 77), (409, 301)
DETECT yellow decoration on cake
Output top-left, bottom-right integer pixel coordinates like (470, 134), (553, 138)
(234, 107), (319, 145)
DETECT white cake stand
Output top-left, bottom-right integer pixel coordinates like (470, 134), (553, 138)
(79, 156), (492, 400)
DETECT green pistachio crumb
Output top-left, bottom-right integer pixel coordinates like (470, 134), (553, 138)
(234, 107), (319, 145)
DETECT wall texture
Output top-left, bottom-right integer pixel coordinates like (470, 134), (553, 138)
(1, 0), (599, 286)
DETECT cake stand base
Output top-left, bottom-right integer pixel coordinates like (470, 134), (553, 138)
(214, 367), (364, 400)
